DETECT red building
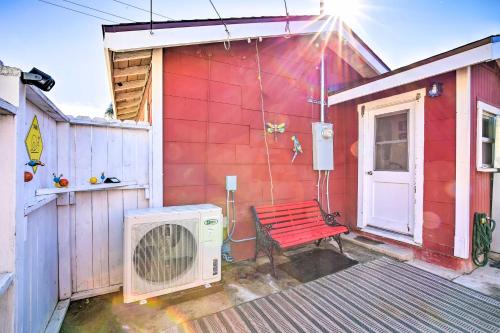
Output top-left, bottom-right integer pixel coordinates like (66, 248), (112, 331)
(103, 15), (500, 270)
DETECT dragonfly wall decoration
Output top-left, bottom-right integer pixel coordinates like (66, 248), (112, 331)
(266, 122), (286, 141)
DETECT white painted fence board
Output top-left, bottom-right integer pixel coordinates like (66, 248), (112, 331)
(123, 189), (139, 211)
(70, 204), (77, 293)
(91, 191), (109, 289)
(24, 202), (58, 333)
(138, 189), (149, 209)
(90, 126), (110, 289)
(122, 128), (138, 182)
(75, 192), (93, 292)
(108, 191), (124, 286)
(137, 130), (149, 185)
(74, 125), (92, 186)
(107, 127), (125, 286)
(57, 122), (72, 300)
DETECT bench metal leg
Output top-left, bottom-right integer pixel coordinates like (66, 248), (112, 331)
(335, 235), (344, 253)
(268, 247), (277, 278)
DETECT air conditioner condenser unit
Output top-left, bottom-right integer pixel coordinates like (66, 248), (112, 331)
(123, 204), (222, 303)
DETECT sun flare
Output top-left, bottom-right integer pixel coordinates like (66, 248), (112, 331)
(323, 0), (362, 22)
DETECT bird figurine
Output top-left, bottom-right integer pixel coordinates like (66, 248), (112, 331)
(25, 159), (45, 167)
(100, 172), (106, 184)
(291, 135), (303, 163)
(266, 122), (286, 141)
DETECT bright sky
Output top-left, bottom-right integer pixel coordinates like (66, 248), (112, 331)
(1, 0), (499, 117)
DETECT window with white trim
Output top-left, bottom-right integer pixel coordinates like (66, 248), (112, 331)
(476, 101), (500, 172)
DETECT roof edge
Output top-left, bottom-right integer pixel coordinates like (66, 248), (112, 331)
(329, 34), (499, 98)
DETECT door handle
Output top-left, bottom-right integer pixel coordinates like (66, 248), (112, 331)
(366, 171), (373, 175)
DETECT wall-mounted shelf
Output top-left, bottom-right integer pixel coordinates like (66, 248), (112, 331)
(36, 181), (147, 196)
(24, 194), (58, 216)
(0, 272), (14, 298)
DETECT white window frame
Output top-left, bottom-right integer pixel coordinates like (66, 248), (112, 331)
(476, 101), (500, 172)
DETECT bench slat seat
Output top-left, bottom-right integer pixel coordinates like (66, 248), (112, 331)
(252, 199), (349, 278)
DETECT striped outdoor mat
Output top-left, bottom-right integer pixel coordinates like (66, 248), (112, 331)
(167, 258), (500, 333)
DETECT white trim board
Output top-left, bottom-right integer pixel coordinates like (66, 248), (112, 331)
(103, 19), (388, 77)
(150, 48), (163, 208)
(357, 89), (425, 245)
(104, 20), (335, 51)
(329, 42), (499, 106)
(454, 67), (471, 259)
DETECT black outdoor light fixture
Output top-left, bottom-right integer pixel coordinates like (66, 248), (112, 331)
(428, 82), (443, 97)
(21, 67), (55, 92)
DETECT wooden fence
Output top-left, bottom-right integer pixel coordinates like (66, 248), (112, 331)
(57, 117), (151, 299)
(1, 78), (152, 332)
(19, 111), (150, 330)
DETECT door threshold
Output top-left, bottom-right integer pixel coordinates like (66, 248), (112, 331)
(362, 226), (421, 247)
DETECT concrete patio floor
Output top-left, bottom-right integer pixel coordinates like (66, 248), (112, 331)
(60, 241), (382, 332)
(60, 238), (499, 332)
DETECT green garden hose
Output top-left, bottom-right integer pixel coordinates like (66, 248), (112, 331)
(472, 213), (496, 267)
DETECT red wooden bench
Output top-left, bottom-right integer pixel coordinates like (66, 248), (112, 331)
(252, 200), (349, 278)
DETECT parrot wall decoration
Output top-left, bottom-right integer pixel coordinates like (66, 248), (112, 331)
(25, 159), (45, 167)
(291, 135), (303, 163)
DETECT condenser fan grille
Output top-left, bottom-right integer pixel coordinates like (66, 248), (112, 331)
(132, 220), (198, 293)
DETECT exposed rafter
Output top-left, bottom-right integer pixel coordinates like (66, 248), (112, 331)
(115, 91), (143, 102)
(114, 79), (147, 92)
(117, 100), (141, 110)
(113, 50), (152, 62)
(113, 65), (149, 78)
(117, 110), (139, 118)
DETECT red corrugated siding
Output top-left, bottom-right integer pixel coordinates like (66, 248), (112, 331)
(163, 36), (364, 260)
(328, 72), (458, 259)
(469, 64), (500, 251)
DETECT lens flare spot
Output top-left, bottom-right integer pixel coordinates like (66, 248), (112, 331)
(350, 141), (358, 157)
(423, 211), (441, 229)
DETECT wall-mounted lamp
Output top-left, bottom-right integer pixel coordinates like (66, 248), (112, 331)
(21, 67), (55, 92)
(428, 82), (443, 98)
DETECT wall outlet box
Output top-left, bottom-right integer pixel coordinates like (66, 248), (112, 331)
(312, 122), (334, 170)
(226, 175), (237, 191)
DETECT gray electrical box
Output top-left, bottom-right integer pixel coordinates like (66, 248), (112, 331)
(312, 122), (334, 170)
(226, 175), (237, 191)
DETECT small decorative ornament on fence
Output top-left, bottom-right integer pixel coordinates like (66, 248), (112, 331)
(291, 135), (303, 163)
(52, 173), (69, 188)
(24, 171), (33, 182)
(25, 115), (44, 173)
(266, 122), (286, 141)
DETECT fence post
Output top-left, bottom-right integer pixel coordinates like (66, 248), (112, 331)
(56, 122), (72, 299)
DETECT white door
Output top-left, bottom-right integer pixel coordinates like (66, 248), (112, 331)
(363, 102), (416, 235)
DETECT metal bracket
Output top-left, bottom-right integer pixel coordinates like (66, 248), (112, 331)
(307, 97), (327, 106)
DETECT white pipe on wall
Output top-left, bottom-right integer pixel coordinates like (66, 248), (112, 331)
(320, 53), (325, 123)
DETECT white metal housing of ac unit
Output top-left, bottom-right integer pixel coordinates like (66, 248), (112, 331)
(123, 204), (222, 303)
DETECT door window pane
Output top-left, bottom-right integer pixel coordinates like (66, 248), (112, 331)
(374, 111), (409, 171)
